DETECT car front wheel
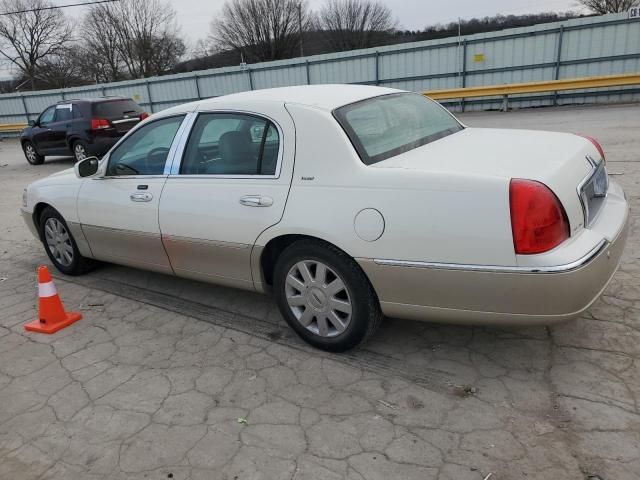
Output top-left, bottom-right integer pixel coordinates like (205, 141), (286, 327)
(23, 141), (44, 165)
(39, 206), (94, 275)
(273, 239), (383, 352)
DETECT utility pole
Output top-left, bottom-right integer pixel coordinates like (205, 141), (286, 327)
(298, 2), (304, 57)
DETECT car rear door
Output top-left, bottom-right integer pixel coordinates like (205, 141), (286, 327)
(158, 105), (295, 290)
(49, 104), (74, 153)
(76, 114), (189, 273)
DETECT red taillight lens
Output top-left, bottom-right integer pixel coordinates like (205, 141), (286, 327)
(509, 179), (570, 255)
(90, 118), (110, 130)
(580, 135), (605, 162)
(140, 112), (149, 120)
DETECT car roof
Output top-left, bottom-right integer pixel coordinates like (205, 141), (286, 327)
(159, 84), (403, 117)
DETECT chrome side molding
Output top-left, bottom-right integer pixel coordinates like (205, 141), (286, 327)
(373, 239), (608, 274)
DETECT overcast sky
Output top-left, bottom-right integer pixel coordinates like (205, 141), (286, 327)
(0, 0), (585, 78)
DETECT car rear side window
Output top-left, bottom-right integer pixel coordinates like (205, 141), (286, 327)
(54, 105), (73, 122)
(93, 99), (143, 118)
(180, 113), (280, 176)
(333, 93), (463, 165)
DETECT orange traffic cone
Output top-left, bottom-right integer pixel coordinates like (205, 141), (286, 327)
(24, 266), (82, 334)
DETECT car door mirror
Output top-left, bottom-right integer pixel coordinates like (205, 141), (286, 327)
(75, 156), (100, 178)
(28, 119), (36, 127)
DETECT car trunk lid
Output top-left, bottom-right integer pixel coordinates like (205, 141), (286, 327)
(372, 127), (598, 233)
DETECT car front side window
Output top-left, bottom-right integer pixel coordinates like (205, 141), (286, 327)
(106, 115), (185, 176)
(38, 107), (56, 125)
(180, 113), (280, 176)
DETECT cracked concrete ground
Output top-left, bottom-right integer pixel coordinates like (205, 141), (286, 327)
(0, 103), (638, 480)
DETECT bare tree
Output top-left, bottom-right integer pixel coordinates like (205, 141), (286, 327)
(577, 0), (639, 13)
(79, 3), (126, 83)
(0, 0), (73, 90)
(316, 0), (396, 51)
(83, 0), (185, 79)
(211, 0), (311, 62)
(37, 46), (88, 88)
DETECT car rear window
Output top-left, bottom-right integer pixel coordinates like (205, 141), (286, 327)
(333, 93), (463, 165)
(92, 99), (143, 118)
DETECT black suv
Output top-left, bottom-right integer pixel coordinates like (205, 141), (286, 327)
(21, 97), (148, 165)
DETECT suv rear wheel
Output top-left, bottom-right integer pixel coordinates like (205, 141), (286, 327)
(273, 239), (383, 352)
(23, 141), (44, 165)
(73, 141), (89, 162)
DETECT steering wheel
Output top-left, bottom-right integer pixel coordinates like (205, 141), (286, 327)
(145, 147), (170, 173)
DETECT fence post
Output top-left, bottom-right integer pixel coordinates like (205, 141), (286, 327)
(60, 89), (65, 101)
(375, 51), (380, 85)
(101, 85), (106, 97)
(247, 68), (254, 90)
(20, 94), (29, 123)
(194, 74), (202, 99)
(460, 39), (468, 112)
(553, 25), (564, 106)
(305, 60), (311, 85)
(145, 80), (154, 113)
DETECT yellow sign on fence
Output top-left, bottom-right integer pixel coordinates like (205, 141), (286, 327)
(473, 53), (486, 63)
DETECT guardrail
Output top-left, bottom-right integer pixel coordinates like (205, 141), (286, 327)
(424, 73), (640, 110)
(0, 122), (26, 134)
(1, 73), (639, 134)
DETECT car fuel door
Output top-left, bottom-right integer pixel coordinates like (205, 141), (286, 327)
(76, 114), (188, 273)
(159, 106), (295, 290)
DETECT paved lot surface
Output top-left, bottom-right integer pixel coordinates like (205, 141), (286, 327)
(0, 103), (639, 480)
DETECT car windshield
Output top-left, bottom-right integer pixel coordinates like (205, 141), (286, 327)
(333, 93), (463, 165)
(93, 99), (143, 118)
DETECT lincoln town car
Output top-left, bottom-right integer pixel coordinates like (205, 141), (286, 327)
(21, 85), (629, 351)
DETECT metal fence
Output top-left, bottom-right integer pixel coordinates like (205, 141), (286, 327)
(0, 11), (638, 123)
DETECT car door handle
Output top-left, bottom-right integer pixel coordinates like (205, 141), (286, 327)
(130, 192), (153, 202)
(239, 195), (273, 207)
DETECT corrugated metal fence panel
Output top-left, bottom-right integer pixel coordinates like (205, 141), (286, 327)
(1, 12), (638, 122)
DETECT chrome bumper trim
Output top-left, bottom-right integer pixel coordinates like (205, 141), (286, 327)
(373, 239), (608, 274)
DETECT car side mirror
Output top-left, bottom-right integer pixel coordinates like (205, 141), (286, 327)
(28, 119), (36, 127)
(75, 156), (100, 178)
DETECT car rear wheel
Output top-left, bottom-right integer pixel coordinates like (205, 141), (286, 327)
(39, 207), (95, 276)
(73, 141), (89, 162)
(23, 141), (44, 165)
(273, 239), (383, 352)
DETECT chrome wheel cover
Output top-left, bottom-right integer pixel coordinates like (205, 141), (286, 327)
(25, 144), (36, 162)
(285, 260), (352, 337)
(74, 144), (87, 161)
(44, 218), (74, 267)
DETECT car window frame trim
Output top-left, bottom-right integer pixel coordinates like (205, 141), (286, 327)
(167, 109), (284, 180)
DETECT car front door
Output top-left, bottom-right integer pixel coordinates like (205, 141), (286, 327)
(159, 108), (295, 290)
(31, 106), (56, 152)
(77, 114), (188, 273)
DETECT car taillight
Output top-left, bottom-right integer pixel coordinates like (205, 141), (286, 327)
(509, 179), (570, 255)
(579, 135), (605, 162)
(90, 118), (110, 130)
(140, 112), (149, 120)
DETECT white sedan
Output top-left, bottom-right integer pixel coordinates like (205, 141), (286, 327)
(21, 85), (629, 351)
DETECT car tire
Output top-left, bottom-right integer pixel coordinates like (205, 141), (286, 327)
(72, 141), (89, 163)
(39, 206), (95, 276)
(23, 141), (44, 165)
(273, 239), (383, 352)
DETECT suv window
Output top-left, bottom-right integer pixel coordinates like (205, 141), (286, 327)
(54, 104), (73, 122)
(106, 115), (185, 176)
(180, 113), (279, 175)
(333, 93), (463, 165)
(39, 106), (56, 125)
(93, 99), (143, 118)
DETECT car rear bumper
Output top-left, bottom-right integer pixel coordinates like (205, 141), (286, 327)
(357, 186), (629, 326)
